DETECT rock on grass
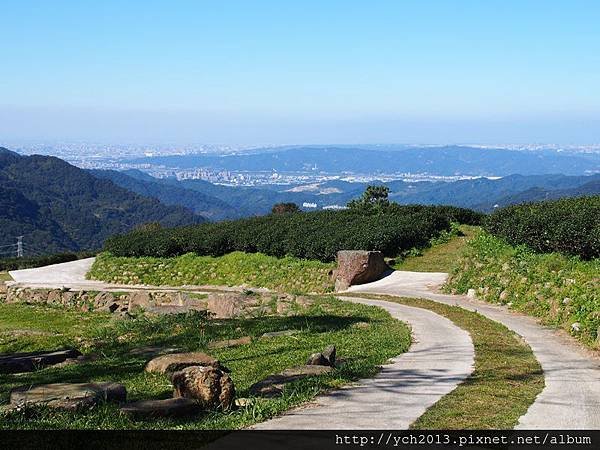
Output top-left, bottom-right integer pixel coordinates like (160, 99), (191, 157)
(10, 382), (126, 411)
(172, 366), (235, 410)
(145, 352), (226, 376)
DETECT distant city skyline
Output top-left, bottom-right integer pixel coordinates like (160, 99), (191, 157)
(2, 1), (600, 144)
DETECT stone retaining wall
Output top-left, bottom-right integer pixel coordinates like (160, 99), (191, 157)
(2, 286), (313, 318)
(4, 287), (186, 313)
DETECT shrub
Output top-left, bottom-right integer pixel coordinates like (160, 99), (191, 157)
(271, 202), (301, 214)
(486, 196), (600, 259)
(104, 205), (483, 262)
(347, 185), (390, 209)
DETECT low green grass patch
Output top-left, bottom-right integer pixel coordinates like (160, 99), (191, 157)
(446, 232), (600, 348)
(88, 251), (335, 293)
(394, 225), (480, 272)
(345, 294), (544, 429)
(0, 272), (12, 283)
(0, 297), (410, 429)
(0, 304), (110, 354)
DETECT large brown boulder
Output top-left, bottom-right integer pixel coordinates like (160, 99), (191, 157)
(145, 352), (226, 376)
(334, 250), (390, 291)
(171, 366), (235, 410)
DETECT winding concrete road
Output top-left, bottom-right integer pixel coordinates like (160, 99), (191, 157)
(348, 271), (600, 429)
(8, 260), (600, 429)
(255, 296), (474, 429)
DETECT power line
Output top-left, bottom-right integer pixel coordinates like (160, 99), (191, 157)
(0, 236), (27, 258)
(0, 236), (54, 259)
(22, 243), (46, 253)
(16, 236), (23, 258)
(22, 248), (42, 257)
(22, 244), (46, 255)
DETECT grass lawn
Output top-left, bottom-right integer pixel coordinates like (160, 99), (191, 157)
(0, 272), (12, 283)
(0, 297), (410, 429)
(89, 252), (335, 294)
(393, 225), (480, 273)
(342, 294), (544, 429)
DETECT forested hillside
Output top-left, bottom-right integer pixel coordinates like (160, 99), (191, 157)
(0, 148), (201, 254)
(89, 169), (240, 221)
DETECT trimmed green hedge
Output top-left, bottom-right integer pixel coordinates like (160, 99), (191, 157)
(486, 196), (600, 259)
(104, 205), (483, 262)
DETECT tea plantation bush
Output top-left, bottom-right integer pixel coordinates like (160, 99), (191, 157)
(104, 205), (483, 262)
(485, 196), (600, 259)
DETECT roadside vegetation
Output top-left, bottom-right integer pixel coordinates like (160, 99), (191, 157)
(446, 232), (600, 348)
(346, 294), (544, 429)
(0, 272), (12, 283)
(0, 297), (411, 429)
(485, 195), (599, 259)
(89, 252), (335, 293)
(393, 224), (480, 272)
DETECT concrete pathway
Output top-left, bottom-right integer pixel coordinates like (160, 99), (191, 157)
(7, 258), (244, 293)
(255, 296), (474, 429)
(9, 258), (99, 288)
(348, 271), (600, 429)
(10, 259), (600, 429)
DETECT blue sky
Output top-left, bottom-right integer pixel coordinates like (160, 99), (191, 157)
(1, 1), (599, 144)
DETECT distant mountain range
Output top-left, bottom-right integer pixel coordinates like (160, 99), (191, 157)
(93, 167), (600, 217)
(489, 177), (600, 208)
(93, 169), (324, 219)
(128, 145), (600, 176)
(1, 145), (599, 256)
(0, 148), (202, 254)
(385, 174), (600, 211)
